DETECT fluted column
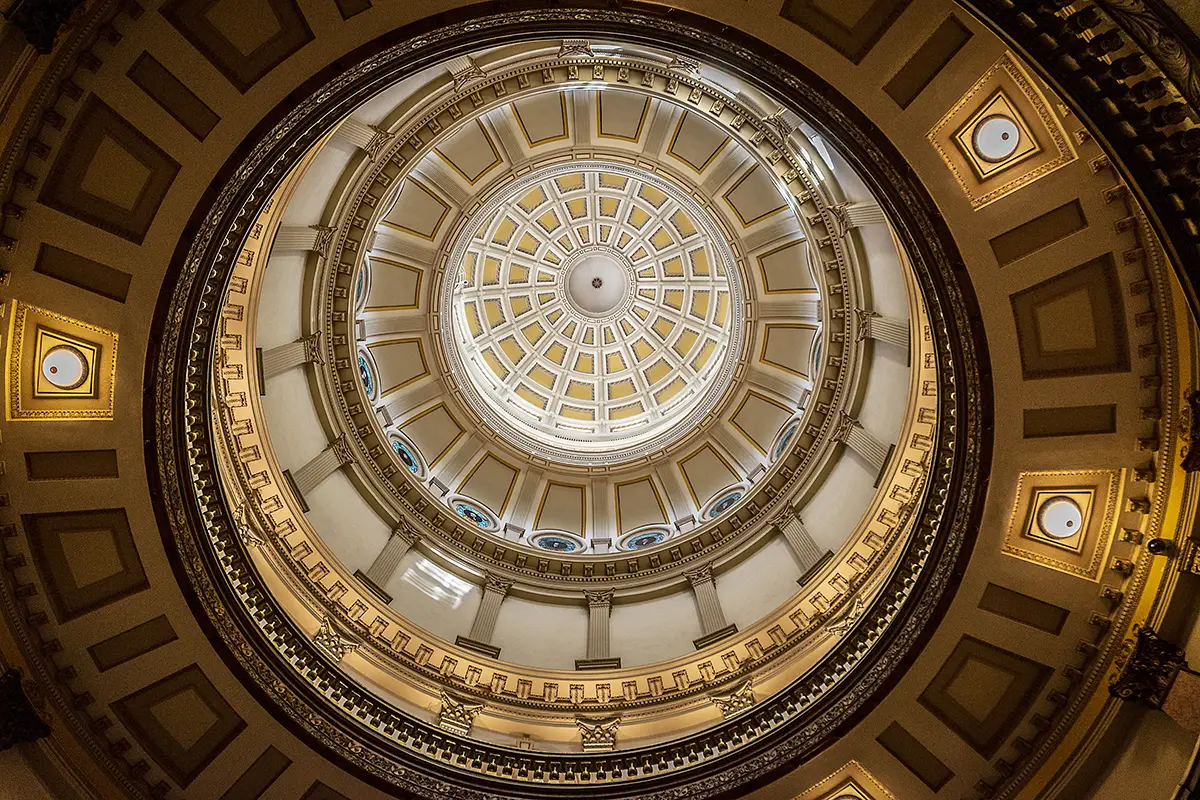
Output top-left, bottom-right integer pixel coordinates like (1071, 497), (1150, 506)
(457, 574), (510, 658)
(758, 295), (821, 320)
(855, 309), (910, 350)
(274, 224), (335, 257)
(587, 590), (612, 658)
(771, 506), (825, 573)
(836, 200), (886, 228)
(355, 521), (421, 602)
(260, 332), (321, 382)
(333, 117), (387, 158)
(289, 436), (354, 504)
(834, 412), (892, 476)
(686, 565), (737, 649)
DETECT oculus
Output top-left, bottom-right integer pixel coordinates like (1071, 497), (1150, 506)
(703, 484), (750, 520)
(446, 494), (500, 531)
(773, 416), (802, 461)
(618, 526), (671, 550)
(357, 353), (375, 398)
(531, 530), (587, 552)
(389, 432), (426, 479)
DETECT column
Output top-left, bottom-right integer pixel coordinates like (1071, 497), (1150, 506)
(273, 224), (335, 258)
(686, 565), (737, 649)
(855, 308), (910, 350)
(758, 295), (821, 321)
(748, 363), (801, 400)
(576, 590), (620, 670)
(457, 573), (510, 658)
(289, 436), (354, 505)
(771, 506), (827, 575)
(333, 117), (387, 159)
(355, 521), (421, 603)
(507, 469), (544, 535)
(260, 332), (321, 382)
(834, 412), (892, 476)
(837, 200), (887, 228)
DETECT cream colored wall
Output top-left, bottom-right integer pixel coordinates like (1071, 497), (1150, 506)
(0, 750), (54, 800)
(1081, 710), (1195, 800)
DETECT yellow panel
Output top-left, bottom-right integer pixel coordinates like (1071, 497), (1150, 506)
(518, 186), (547, 212)
(644, 358), (670, 384)
(575, 353), (594, 373)
(555, 172), (585, 191)
(544, 342), (567, 364)
(561, 404), (596, 421)
(619, 319), (635, 336)
(492, 216), (517, 245)
(617, 232), (632, 249)
(537, 209), (562, 233)
(582, 327), (595, 345)
(605, 352), (626, 373)
(678, 444), (739, 506)
(650, 227), (673, 250)
(690, 291), (710, 320)
(399, 403), (464, 466)
(637, 184), (668, 207)
(459, 453), (520, 514)
(499, 336), (525, 364)
(598, 224), (613, 242)
(638, 287), (656, 301)
(521, 321), (546, 345)
(567, 380), (595, 400)
(482, 349), (508, 379)
(692, 339), (716, 370)
(545, 309), (563, 325)
(670, 209), (697, 238)
(556, 234), (574, 251)
(609, 402), (643, 420)
(528, 364), (557, 389)
(509, 262), (530, 283)
(651, 316), (675, 340)
(537, 292), (555, 305)
(484, 299), (505, 327)
(638, 265), (656, 278)
(8, 303), (117, 420)
(614, 477), (667, 533)
(627, 206), (650, 229)
(673, 328), (699, 358)
(630, 246), (648, 262)
(509, 295), (532, 318)
(603, 327), (615, 345)
(598, 174), (626, 190)
(689, 247), (710, 276)
(465, 302), (483, 338)
(516, 233), (539, 256)
(481, 256), (502, 285)
(608, 379), (636, 400)
(632, 338), (654, 361)
(631, 306), (650, 321)
(516, 384), (548, 409)
(663, 289), (684, 310)
(715, 291), (729, 326)
(464, 252), (478, 285)
(654, 377), (685, 404)
(576, 226), (591, 244)
(566, 198), (587, 219)
(562, 321), (577, 339)
(535, 481), (588, 534)
(663, 256), (684, 277)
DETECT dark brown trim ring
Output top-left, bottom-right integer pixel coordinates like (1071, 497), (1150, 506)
(144, 4), (991, 799)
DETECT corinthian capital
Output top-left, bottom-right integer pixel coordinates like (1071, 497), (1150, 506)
(584, 589), (614, 608)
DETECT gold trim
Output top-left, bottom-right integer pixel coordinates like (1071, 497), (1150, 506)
(596, 92), (650, 142)
(677, 443), (740, 507)
(666, 111), (730, 172)
(722, 165), (788, 227)
(365, 336), (429, 396)
(379, 177), (451, 241)
(755, 239), (819, 295)
(613, 476), (668, 534)
(759, 323), (818, 379)
(512, 93), (570, 146)
(398, 402), (465, 466)
(364, 256), (424, 311)
(433, 119), (503, 185)
(457, 452), (522, 516)
(729, 389), (792, 455)
(533, 480), (588, 535)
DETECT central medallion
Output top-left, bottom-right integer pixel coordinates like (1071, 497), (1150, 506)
(442, 161), (747, 465)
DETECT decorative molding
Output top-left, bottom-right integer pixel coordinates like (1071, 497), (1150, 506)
(577, 716), (620, 752)
(1110, 626), (1187, 708)
(330, 435), (354, 466)
(826, 596), (866, 637)
(312, 617), (359, 663)
(584, 589), (614, 608)
(438, 691), (484, 736)
(300, 331), (323, 366)
(667, 55), (701, 74)
(709, 679), (755, 719)
(445, 55), (486, 91)
(558, 39), (593, 57)
(230, 499), (264, 548)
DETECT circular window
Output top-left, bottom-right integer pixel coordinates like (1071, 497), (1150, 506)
(41, 344), (89, 390)
(772, 417), (801, 462)
(530, 531), (586, 552)
(447, 494), (500, 532)
(1036, 496), (1083, 539)
(972, 115), (1021, 163)
(358, 353), (375, 398)
(703, 484), (749, 520)
(388, 433), (425, 479)
(618, 526), (671, 550)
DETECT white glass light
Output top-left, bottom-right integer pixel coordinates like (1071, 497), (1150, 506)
(1037, 495), (1082, 539)
(972, 115), (1020, 163)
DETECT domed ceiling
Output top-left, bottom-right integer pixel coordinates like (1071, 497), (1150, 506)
(1, 1), (1197, 799)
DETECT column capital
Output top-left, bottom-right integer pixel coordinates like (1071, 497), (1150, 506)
(483, 572), (513, 596)
(854, 308), (879, 342)
(584, 589), (614, 608)
(330, 434), (354, 466)
(299, 331), (323, 365)
(392, 518), (421, 547)
(769, 504), (800, 530)
(309, 224), (336, 260)
(833, 410), (858, 443)
(363, 126), (389, 161)
(684, 564), (713, 586)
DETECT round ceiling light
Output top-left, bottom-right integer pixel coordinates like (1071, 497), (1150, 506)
(1036, 495), (1083, 539)
(972, 114), (1021, 163)
(41, 344), (89, 390)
